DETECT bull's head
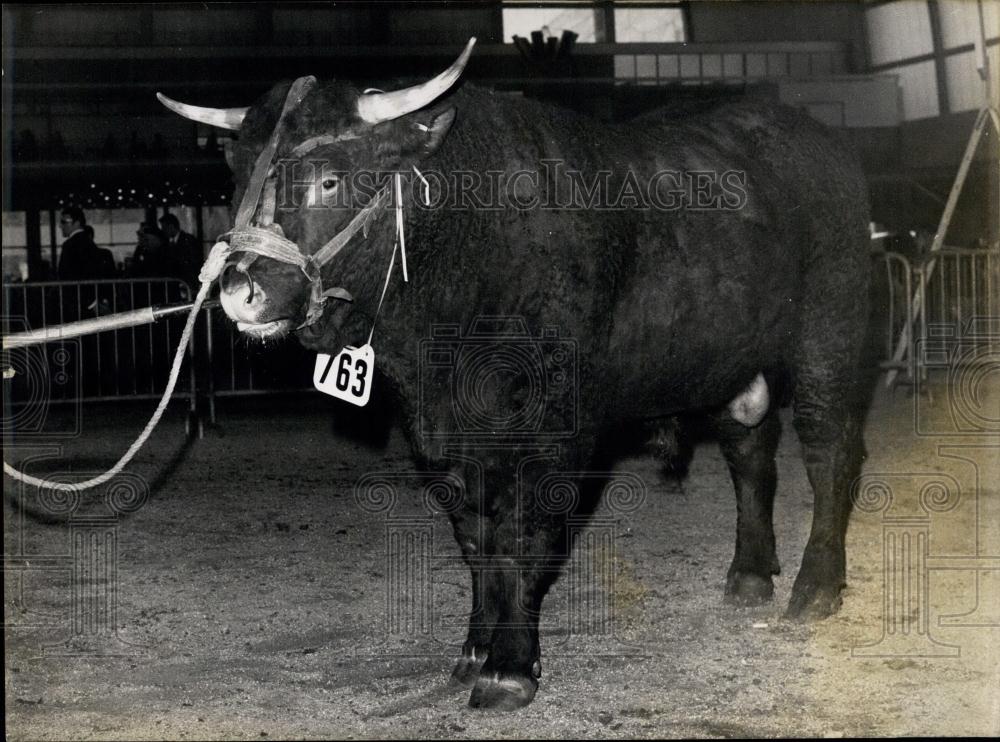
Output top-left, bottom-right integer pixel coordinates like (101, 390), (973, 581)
(158, 39), (474, 345)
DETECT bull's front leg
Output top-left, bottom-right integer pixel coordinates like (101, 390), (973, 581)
(447, 506), (496, 688)
(461, 443), (599, 711)
(467, 494), (564, 711)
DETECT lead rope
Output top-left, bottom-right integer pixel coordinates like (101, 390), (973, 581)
(3, 79), (319, 492)
(5, 129), (428, 491)
(2, 242), (232, 493)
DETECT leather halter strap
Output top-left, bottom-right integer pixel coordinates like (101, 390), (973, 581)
(222, 76), (392, 328)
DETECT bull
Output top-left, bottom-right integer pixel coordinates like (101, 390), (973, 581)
(159, 39), (870, 710)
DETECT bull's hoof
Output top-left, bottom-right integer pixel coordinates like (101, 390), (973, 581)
(724, 571), (774, 606)
(449, 651), (486, 688)
(785, 582), (843, 621)
(468, 670), (538, 711)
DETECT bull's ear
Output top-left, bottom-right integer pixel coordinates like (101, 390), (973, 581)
(407, 107), (456, 158)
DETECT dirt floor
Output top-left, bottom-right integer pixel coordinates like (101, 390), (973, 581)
(4, 377), (999, 739)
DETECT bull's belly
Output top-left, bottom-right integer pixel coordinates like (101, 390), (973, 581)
(601, 279), (796, 419)
(603, 347), (775, 420)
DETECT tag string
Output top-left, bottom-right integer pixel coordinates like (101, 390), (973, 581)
(365, 170), (432, 346)
(367, 239), (397, 347)
(367, 172), (404, 346)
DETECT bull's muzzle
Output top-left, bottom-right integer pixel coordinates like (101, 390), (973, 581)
(219, 262), (269, 324)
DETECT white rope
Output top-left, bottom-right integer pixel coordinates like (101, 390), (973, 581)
(3, 241), (232, 494)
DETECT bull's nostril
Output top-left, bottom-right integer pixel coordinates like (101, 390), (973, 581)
(220, 264), (240, 294)
(220, 264), (257, 307)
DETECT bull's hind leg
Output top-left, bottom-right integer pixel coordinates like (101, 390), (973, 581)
(787, 401), (864, 619)
(786, 257), (868, 620)
(714, 408), (782, 605)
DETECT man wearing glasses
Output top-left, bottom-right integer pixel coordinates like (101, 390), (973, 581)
(57, 206), (99, 280)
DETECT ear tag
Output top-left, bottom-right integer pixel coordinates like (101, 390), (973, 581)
(313, 344), (374, 407)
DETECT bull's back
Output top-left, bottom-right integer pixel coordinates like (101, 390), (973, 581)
(604, 102), (868, 417)
(425, 91), (867, 418)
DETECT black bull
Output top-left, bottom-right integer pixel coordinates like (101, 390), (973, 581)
(164, 70), (870, 709)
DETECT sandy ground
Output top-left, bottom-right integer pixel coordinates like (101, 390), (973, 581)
(4, 377), (999, 739)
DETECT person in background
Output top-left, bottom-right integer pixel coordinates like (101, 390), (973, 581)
(129, 223), (175, 278)
(57, 206), (99, 280)
(159, 212), (203, 288)
(84, 224), (118, 279)
(80, 225), (118, 316)
(130, 223), (193, 304)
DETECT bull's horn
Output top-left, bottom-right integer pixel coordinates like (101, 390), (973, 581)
(156, 92), (248, 131)
(357, 37), (475, 125)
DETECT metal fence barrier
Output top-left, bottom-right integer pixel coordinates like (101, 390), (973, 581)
(201, 304), (314, 424)
(872, 247), (999, 387)
(870, 249), (916, 384)
(2, 277), (196, 403)
(919, 248), (998, 333)
(2, 278), (314, 432)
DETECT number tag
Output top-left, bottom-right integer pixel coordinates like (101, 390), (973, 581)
(313, 344), (374, 407)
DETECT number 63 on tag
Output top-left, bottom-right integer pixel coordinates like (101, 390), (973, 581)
(313, 344), (374, 406)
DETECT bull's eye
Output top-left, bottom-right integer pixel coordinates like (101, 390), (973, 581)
(322, 177), (339, 192)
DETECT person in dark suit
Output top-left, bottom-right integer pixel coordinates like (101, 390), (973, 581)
(130, 224), (176, 279)
(57, 206), (100, 280)
(84, 224), (118, 279)
(159, 212), (203, 288)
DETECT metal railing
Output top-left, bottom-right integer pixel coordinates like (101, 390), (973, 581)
(919, 248), (998, 333)
(872, 247), (999, 386)
(870, 250), (916, 384)
(2, 278), (197, 405)
(201, 304), (314, 424)
(2, 278), (316, 431)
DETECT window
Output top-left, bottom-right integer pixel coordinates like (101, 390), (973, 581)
(866, 1), (934, 67)
(502, 3), (601, 43)
(2, 211), (28, 280)
(865, 0), (999, 118)
(501, 1), (686, 44)
(938, 0), (999, 50)
(614, 5), (685, 42)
